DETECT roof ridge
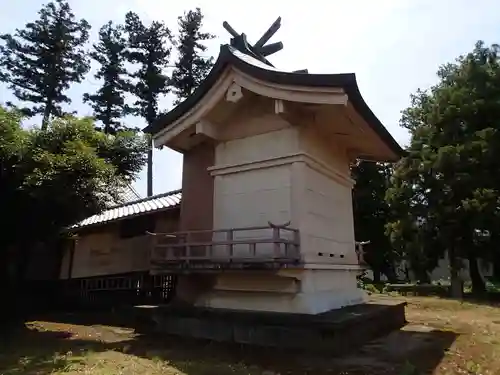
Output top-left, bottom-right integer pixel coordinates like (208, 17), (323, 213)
(106, 188), (182, 211)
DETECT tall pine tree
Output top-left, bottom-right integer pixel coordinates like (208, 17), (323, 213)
(351, 161), (398, 282)
(171, 8), (214, 104)
(124, 12), (173, 197)
(387, 42), (500, 295)
(0, 0), (90, 129)
(83, 21), (129, 134)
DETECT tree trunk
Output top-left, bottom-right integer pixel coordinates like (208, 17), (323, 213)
(413, 264), (430, 284)
(14, 243), (31, 283)
(41, 102), (52, 130)
(494, 258), (500, 282)
(492, 249), (500, 282)
(418, 271), (430, 284)
(404, 264), (410, 283)
(147, 147), (153, 197)
(468, 253), (486, 295)
(372, 270), (381, 283)
(449, 247), (463, 299)
(450, 274), (463, 298)
(383, 266), (398, 283)
(104, 104), (112, 134)
(0, 247), (11, 290)
(0, 250), (11, 322)
(409, 254), (430, 284)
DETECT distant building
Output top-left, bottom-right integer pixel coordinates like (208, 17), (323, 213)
(62, 190), (181, 280)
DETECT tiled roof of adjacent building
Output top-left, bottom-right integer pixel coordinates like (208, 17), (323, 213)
(72, 189), (181, 230)
(115, 183), (142, 204)
(104, 182), (142, 207)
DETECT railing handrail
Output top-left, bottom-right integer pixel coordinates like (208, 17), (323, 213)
(152, 256), (299, 262)
(147, 224), (299, 237)
(154, 238), (298, 248)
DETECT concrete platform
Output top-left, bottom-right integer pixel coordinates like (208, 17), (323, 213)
(132, 298), (407, 353)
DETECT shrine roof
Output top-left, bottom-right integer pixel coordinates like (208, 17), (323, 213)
(146, 44), (403, 157)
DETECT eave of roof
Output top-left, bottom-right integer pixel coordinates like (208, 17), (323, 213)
(70, 189), (181, 231)
(146, 44), (404, 157)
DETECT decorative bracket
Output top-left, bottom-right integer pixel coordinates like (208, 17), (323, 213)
(274, 99), (285, 114)
(268, 220), (291, 228)
(195, 120), (218, 140)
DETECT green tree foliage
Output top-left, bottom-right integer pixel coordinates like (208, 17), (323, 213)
(386, 41), (500, 294)
(386, 130), (444, 284)
(124, 12), (173, 196)
(0, 106), (148, 284)
(0, 0), (90, 129)
(170, 8), (214, 104)
(352, 161), (398, 282)
(83, 21), (129, 134)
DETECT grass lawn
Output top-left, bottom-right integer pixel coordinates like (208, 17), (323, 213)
(1, 296), (499, 375)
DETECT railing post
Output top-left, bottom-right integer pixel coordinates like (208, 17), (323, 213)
(249, 243), (256, 258)
(293, 230), (300, 259)
(227, 230), (234, 260)
(166, 234), (179, 261)
(166, 241), (172, 261)
(273, 227), (281, 258)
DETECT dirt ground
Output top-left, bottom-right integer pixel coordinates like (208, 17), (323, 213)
(1, 296), (499, 375)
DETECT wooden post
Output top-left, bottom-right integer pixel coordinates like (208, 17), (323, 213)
(227, 230), (234, 260)
(164, 243), (170, 261)
(273, 227), (281, 258)
(249, 243), (256, 258)
(293, 230), (300, 259)
(167, 235), (179, 261)
(284, 242), (289, 258)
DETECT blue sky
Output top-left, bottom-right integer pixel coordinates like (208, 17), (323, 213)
(1, 0), (499, 196)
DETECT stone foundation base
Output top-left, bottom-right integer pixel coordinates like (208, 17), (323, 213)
(136, 299), (407, 352)
(176, 268), (366, 315)
(195, 288), (365, 314)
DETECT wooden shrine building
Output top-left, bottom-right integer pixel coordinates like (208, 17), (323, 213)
(59, 17), (406, 348)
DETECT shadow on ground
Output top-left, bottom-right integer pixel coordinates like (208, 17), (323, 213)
(0, 322), (109, 375)
(0, 313), (458, 375)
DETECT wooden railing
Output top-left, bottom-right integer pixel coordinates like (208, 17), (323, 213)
(149, 221), (301, 272)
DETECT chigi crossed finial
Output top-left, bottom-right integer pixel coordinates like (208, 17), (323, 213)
(222, 17), (284, 65)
